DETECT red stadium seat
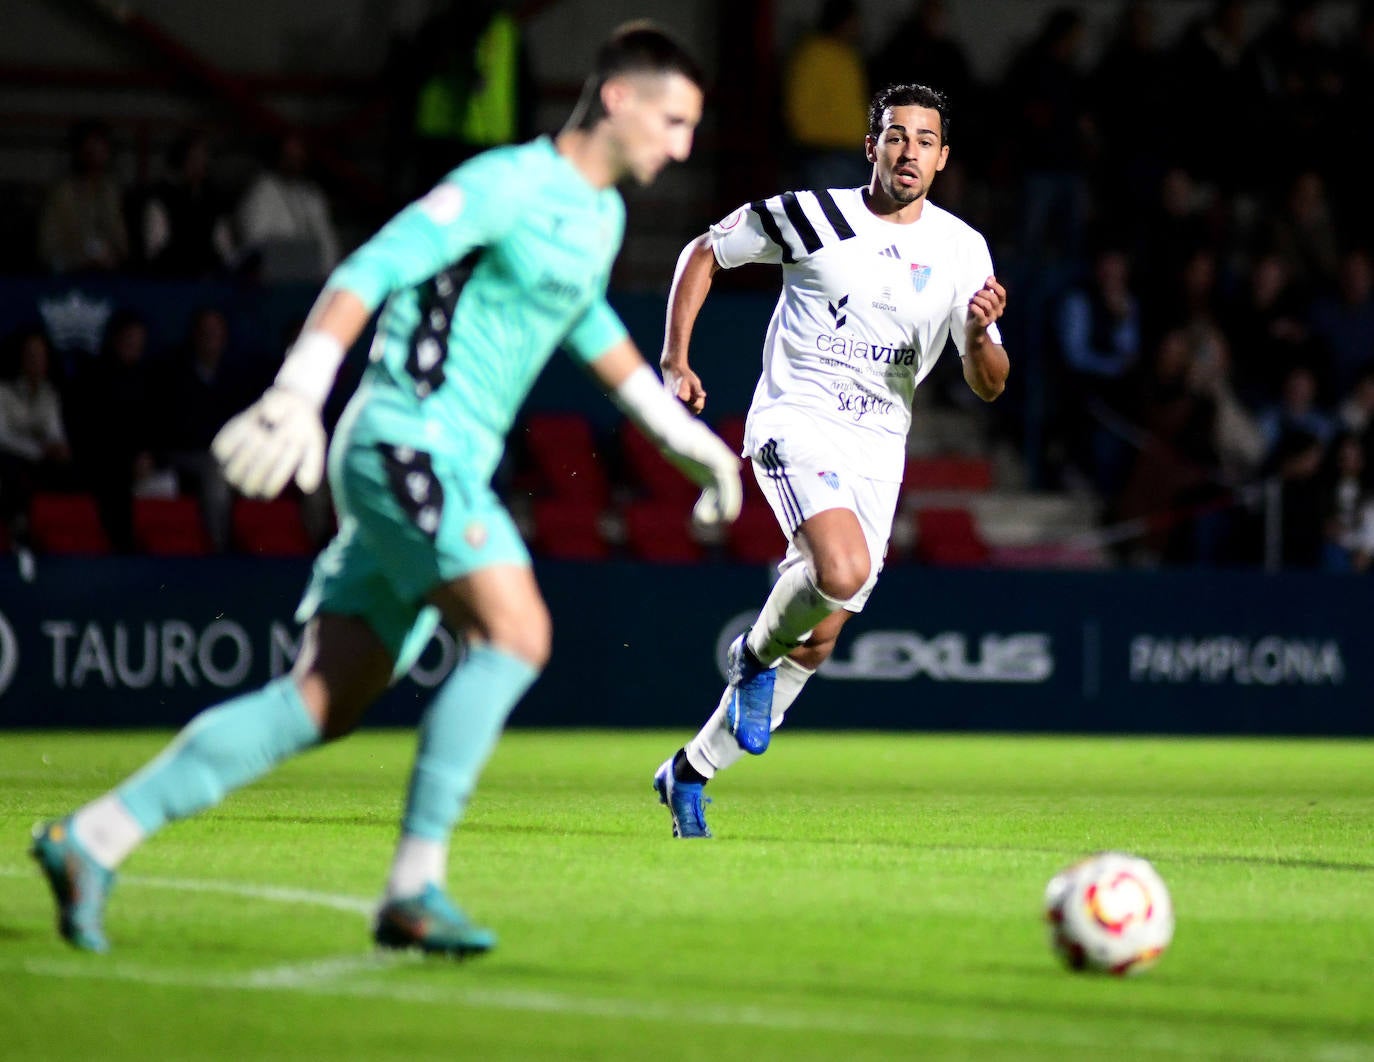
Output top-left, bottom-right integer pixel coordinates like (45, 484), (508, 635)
(28, 491), (111, 555)
(618, 419), (697, 501)
(724, 498), (784, 566)
(912, 507), (991, 567)
(621, 498), (704, 563)
(132, 495), (214, 556)
(519, 413), (611, 504)
(231, 497), (314, 556)
(902, 455), (995, 495)
(529, 497), (612, 560)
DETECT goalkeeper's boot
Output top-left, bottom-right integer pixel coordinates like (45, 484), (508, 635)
(373, 884), (496, 959)
(30, 817), (115, 953)
(725, 631), (776, 755)
(653, 757), (712, 838)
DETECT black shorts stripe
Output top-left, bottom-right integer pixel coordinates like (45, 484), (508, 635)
(780, 191), (823, 255)
(377, 443), (445, 541)
(811, 189), (856, 241)
(750, 200), (795, 264)
(757, 438), (804, 532)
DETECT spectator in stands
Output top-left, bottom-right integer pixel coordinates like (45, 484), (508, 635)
(1256, 363), (1336, 470)
(1220, 248), (1322, 408)
(1257, 368), (1334, 569)
(1247, 0), (1344, 190)
(996, 5), (1094, 266)
(68, 309), (170, 552)
(1089, 0), (1172, 230)
(0, 327), (76, 563)
(1320, 429), (1374, 572)
(1308, 245), (1374, 399)
(869, 0), (979, 155)
(1047, 240), (1144, 497)
(1113, 325), (1227, 565)
(1167, 0), (1258, 199)
(36, 119), (130, 274)
(1129, 166), (1217, 319)
(384, 0), (537, 203)
(780, 0), (871, 192)
(155, 307), (253, 551)
(1261, 169), (1342, 299)
(138, 128), (235, 278)
(1338, 363), (1374, 440)
(235, 132), (342, 283)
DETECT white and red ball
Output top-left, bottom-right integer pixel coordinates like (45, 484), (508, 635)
(1044, 851), (1174, 975)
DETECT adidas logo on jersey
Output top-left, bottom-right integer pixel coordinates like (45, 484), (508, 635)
(878, 244), (901, 259)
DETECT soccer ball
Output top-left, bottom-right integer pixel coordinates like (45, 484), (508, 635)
(1043, 851), (1174, 975)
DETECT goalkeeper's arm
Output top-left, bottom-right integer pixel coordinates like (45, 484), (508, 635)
(590, 339), (742, 526)
(211, 288), (369, 498)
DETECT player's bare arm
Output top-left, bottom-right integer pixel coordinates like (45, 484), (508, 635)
(962, 274), (1010, 402)
(660, 232), (720, 414)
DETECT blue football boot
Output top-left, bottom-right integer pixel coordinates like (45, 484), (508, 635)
(725, 632), (776, 755)
(653, 757), (712, 838)
(373, 883), (496, 959)
(30, 817), (115, 953)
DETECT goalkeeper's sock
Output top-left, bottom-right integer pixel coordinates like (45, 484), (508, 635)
(110, 677), (322, 849)
(395, 643), (539, 845)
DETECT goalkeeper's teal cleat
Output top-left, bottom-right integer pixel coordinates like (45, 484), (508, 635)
(373, 884), (496, 958)
(30, 817), (115, 953)
(725, 631), (776, 755)
(653, 757), (712, 838)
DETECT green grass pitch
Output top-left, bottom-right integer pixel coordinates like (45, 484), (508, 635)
(1, 729), (1370, 1061)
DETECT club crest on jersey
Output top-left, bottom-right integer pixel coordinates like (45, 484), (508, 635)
(818, 471), (840, 489)
(910, 264), (933, 292)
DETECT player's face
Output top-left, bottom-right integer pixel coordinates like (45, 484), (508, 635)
(605, 72), (703, 186)
(865, 105), (948, 205)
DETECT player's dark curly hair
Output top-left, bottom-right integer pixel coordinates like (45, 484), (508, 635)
(867, 83), (951, 144)
(570, 21), (705, 130)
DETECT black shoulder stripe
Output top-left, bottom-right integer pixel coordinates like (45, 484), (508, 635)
(750, 199), (795, 264)
(780, 191), (823, 255)
(811, 189), (856, 241)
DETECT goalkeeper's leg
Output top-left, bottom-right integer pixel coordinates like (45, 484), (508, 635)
(37, 615), (392, 952)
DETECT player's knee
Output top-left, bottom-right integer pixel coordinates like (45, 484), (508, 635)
(484, 602), (552, 670)
(812, 552), (870, 603)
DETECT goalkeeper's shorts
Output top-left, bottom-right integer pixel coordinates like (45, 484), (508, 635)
(296, 436), (530, 679)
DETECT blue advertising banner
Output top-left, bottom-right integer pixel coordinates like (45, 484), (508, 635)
(0, 558), (1369, 735)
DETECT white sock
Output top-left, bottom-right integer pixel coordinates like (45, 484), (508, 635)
(684, 656), (816, 778)
(384, 834), (447, 900)
(746, 565), (845, 665)
(71, 793), (146, 870)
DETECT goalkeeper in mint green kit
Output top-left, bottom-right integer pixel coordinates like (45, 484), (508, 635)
(30, 21), (740, 958)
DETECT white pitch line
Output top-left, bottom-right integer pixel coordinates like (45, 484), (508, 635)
(4, 865), (1370, 1060)
(0, 863), (374, 915)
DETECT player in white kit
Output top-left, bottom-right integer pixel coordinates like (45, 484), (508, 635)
(653, 82), (1010, 837)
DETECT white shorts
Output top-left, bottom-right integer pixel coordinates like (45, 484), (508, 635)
(748, 430), (901, 612)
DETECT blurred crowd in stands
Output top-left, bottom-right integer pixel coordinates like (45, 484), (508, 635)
(2, 0), (1373, 573)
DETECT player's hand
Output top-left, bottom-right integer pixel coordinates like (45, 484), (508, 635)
(211, 386), (326, 499)
(662, 362), (707, 415)
(967, 275), (1007, 329)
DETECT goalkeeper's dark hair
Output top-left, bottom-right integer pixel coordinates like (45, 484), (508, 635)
(569, 21), (705, 130)
(867, 83), (951, 145)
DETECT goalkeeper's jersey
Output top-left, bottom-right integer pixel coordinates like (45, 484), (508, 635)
(328, 136), (628, 479)
(708, 187), (1001, 483)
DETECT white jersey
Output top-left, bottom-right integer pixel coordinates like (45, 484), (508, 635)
(709, 187), (1002, 483)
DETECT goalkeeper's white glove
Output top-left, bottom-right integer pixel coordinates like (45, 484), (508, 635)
(211, 330), (342, 499)
(212, 386), (326, 499)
